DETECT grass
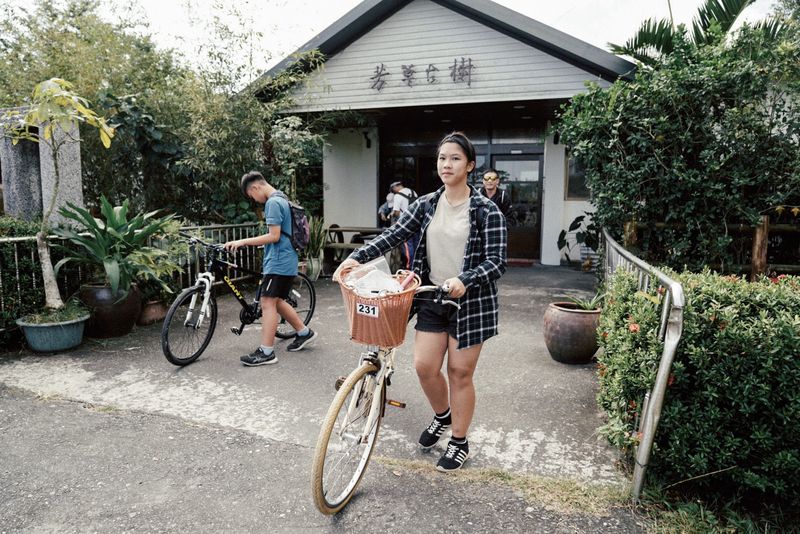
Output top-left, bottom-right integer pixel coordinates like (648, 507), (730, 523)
(375, 456), (631, 516)
(376, 457), (797, 532)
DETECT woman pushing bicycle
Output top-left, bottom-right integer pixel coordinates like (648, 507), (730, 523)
(335, 131), (507, 471)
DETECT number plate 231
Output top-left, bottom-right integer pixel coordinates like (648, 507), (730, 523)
(356, 302), (379, 318)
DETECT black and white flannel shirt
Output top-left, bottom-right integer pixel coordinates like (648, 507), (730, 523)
(349, 186), (507, 349)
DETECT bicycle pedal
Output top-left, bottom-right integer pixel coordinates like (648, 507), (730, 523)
(386, 399), (406, 409)
(230, 326), (243, 335)
(334, 376), (347, 391)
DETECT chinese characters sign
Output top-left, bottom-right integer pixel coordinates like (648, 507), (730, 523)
(369, 58), (475, 91)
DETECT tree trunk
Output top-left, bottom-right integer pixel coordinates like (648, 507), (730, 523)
(750, 215), (769, 281)
(36, 231), (64, 310)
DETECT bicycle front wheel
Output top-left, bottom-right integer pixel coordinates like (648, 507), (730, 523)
(312, 363), (384, 515)
(276, 273), (316, 339)
(161, 286), (218, 366)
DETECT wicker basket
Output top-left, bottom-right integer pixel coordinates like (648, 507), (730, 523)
(338, 270), (421, 347)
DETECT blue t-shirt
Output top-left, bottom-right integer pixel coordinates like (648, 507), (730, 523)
(263, 192), (298, 276)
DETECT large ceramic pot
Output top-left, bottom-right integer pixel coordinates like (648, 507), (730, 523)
(305, 255), (323, 281)
(79, 284), (141, 338)
(543, 302), (601, 364)
(16, 314), (90, 352)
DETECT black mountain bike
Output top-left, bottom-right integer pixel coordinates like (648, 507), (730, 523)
(161, 233), (316, 366)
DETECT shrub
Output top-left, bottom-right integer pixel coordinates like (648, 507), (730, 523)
(556, 27), (800, 271)
(598, 270), (800, 509)
(0, 217), (44, 339)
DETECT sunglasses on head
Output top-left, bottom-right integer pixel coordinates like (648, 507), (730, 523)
(483, 175), (499, 182)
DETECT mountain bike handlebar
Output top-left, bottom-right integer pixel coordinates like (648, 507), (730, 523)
(179, 231), (230, 256)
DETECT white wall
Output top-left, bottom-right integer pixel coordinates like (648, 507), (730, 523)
(540, 132), (566, 265)
(323, 128), (379, 227)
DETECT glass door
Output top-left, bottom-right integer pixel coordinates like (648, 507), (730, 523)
(493, 156), (542, 259)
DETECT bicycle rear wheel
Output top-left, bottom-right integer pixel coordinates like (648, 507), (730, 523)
(276, 273), (316, 339)
(161, 286), (218, 366)
(311, 363), (384, 514)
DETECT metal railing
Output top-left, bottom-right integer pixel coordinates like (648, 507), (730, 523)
(0, 223), (263, 326)
(603, 228), (685, 501)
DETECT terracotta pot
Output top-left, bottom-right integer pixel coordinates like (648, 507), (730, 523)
(79, 284), (141, 338)
(137, 300), (169, 326)
(543, 302), (601, 364)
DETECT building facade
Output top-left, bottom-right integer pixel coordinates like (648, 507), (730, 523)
(259, 0), (634, 264)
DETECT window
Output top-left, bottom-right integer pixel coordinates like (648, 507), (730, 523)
(565, 155), (590, 200)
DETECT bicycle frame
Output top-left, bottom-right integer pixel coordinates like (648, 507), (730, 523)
(185, 252), (263, 329)
(341, 348), (396, 444)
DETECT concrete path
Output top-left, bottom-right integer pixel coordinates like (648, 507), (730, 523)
(0, 266), (645, 532)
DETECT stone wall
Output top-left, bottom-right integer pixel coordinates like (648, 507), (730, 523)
(0, 107), (84, 225)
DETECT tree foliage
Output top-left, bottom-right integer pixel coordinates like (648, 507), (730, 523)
(0, 0), (331, 224)
(557, 26), (800, 272)
(608, 0), (783, 66)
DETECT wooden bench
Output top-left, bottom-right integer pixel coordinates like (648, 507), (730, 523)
(323, 225), (401, 272)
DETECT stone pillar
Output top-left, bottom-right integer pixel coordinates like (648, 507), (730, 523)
(0, 136), (43, 221)
(38, 122), (84, 227)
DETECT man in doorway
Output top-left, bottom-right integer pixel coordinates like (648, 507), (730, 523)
(390, 180), (417, 221)
(480, 169), (511, 219)
(389, 180), (419, 269)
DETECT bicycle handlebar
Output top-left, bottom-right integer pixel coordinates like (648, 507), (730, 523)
(179, 231), (230, 256)
(415, 284), (460, 309)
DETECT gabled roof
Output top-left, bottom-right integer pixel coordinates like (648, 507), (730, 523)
(254, 0), (635, 98)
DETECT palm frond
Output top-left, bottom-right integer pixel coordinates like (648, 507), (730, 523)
(752, 16), (786, 41)
(692, 0), (755, 45)
(608, 18), (675, 64)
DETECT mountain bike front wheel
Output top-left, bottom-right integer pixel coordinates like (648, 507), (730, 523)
(276, 272), (316, 339)
(161, 286), (218, 366)
(311, 362), (384, 515)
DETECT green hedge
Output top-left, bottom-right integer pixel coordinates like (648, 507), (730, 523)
(0, 217), (45, 343)
(598, 270), (800, 507)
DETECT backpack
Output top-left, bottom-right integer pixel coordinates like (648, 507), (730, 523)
(395, 189), (417, 202)
(274, 192), (310, 252)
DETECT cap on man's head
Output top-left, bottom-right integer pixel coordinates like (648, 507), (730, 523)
(390, 181), (403, 189)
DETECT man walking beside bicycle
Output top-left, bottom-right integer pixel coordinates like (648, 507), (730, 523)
(224, 171), (317, 366)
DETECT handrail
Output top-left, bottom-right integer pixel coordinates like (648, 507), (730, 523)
(602, 228), (685, 502)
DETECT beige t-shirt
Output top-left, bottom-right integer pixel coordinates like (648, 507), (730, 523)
(426, 194), (470, 285)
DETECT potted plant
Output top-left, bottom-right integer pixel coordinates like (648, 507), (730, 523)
(302, 215), (326, 281)
(53, 195), (175, 338)
(543, 292), (604, 364)
(3, 78), (115, 352)
(557, 212), (600, 270)
(136, 278), (174, 326)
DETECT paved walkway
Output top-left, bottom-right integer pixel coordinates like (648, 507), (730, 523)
(0, 266), (645, 532)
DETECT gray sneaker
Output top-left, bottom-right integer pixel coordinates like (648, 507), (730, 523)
(241, 348), (277, 366)
(287, 329), (317, 352)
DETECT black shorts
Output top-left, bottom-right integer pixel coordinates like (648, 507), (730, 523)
(258, 274), (295, 299)
(414, 298), (458, 339)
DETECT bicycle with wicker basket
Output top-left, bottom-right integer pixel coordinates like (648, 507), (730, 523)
(310, 267), (459, 515)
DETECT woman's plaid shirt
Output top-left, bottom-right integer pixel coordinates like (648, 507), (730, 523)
(349, 186), (507, 349)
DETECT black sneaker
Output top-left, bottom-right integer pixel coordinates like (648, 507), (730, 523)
(287, 329), (317, 352)
(418, 416), (451, 449)
(240, 348), (277, 366)
(436, 439), (469, 472)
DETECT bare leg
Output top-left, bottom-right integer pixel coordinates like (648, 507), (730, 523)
(446, 338), (482, 438)
(276, 298), (305, 331)
(413, 330), (450, 414)
(260, 296), (280, 347)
